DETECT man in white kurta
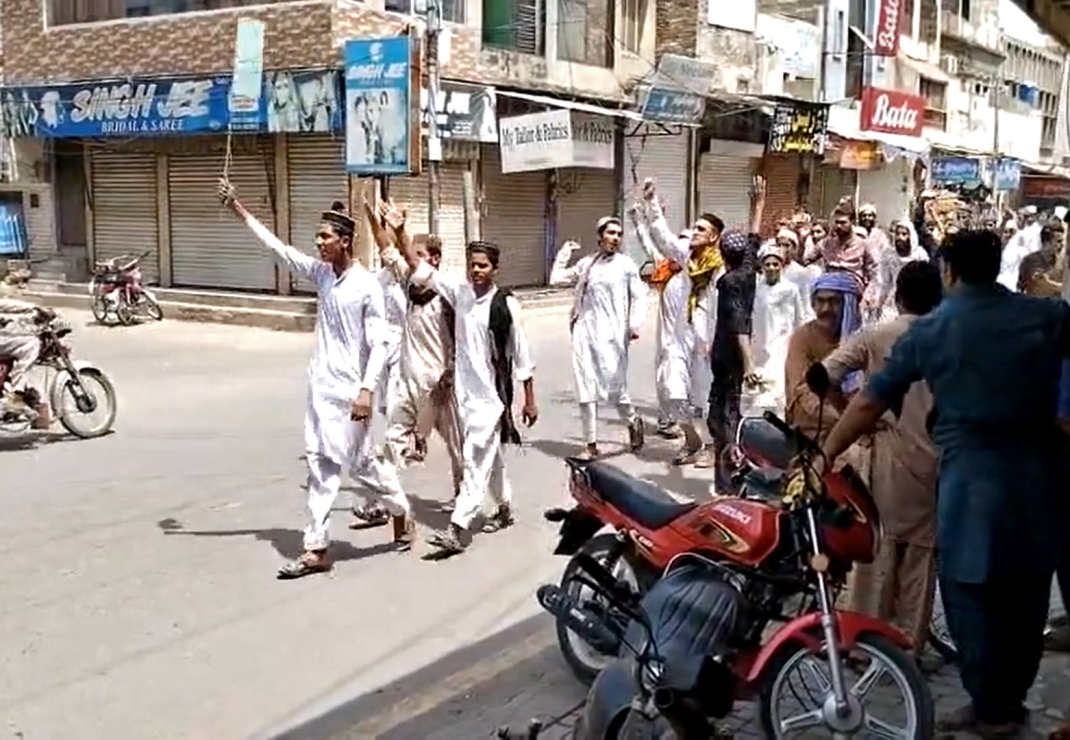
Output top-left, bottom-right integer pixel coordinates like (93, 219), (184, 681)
(549, 216), (645, 459)
(221, 187), (404, 578)
(745, 242), (805, 417)
(872, 220), (928, 324)
(640, 180), (722, 467)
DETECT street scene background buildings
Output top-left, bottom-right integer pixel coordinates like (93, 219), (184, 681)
(0, 0), (1069, 295)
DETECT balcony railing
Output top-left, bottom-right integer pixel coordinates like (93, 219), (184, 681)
(939, 10), (1003, 54)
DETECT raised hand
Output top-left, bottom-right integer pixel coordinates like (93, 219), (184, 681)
(642, 178), (657, 202)
(217, 178), (238, 211)
(378, 198), (407, 231)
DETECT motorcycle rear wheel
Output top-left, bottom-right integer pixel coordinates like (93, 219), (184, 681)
(116, 299), (135, 326)
(758, 632), (934, 738)
(556, 533), (638, 686)
(51, 367), (117, 439)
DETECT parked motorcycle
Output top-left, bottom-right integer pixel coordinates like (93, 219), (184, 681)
(89, 251), (163, 326)
(0, 310), (118, 438)
(540, 368), (934, 737)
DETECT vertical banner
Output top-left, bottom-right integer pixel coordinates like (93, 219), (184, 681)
(408, 26), (424, 176)
(344, 37), (416, 176)
(874, 0), (902, 57)
(228, 19), (265, 129)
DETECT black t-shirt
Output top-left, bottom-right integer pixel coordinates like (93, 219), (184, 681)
(712, 265), (756, 374)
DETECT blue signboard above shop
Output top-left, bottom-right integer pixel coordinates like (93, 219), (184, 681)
(931, 156), (982, 186)
(0, 69), (343, 139)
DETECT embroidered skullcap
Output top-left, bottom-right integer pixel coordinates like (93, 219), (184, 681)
(720, 230), (750, 261)
(758, 240), (783, 263)
(321, 201), (355, 235)
(596, 216), (622, 235)
(776, 227), (799, 245)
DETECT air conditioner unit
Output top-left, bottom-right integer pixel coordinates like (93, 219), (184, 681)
(940, 54), (960, 75)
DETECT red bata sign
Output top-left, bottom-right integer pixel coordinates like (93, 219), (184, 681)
(874, 0), (902, 56)
(860, 87), (925, 138)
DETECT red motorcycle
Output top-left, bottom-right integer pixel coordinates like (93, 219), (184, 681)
(89, 251), (163, 326)
(543, 405), (934, 737)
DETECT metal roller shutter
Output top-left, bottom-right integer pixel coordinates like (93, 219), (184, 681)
(92, 152), (159, 284)
(621, 125), (689, 261)
(817, 164), (857, 219)
(169, 143), (278, 291)
(288, 134), (347, 294)
(482, 146), (547, 287)
(697, 154), (754, 233)
(555, 169), (615, 259)
(387, 165), (469, 274)
(760, 153), (803, 237)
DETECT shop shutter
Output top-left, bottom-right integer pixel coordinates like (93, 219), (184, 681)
(817, 165), (857, 219)
(621, 124), (689, 261)
(857, 159), (911, 224)
(287, 134), (348, 294)
(169, 142), (278, 291)
(555, 168), (616, 259)
(91, 151), (159, 284)
(481, 145), (547, 287)
(386, 164), (469, 274)
(760, 153), (803, 237)
(697, 153), (755, 234)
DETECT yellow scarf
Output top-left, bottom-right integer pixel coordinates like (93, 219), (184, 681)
(686, 241), (723, 321)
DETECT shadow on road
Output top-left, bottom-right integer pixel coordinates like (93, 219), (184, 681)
(155, 518), (395, 562)
(271, 612), (587, 740)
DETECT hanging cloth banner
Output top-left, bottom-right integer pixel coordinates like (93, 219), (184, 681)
(228, 19), (266, 131)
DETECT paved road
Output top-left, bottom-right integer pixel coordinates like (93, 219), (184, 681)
(2, 310), (1067, 739)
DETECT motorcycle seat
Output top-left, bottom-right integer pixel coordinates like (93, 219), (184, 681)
(584, 461), (696, 529)
(737, 416), (796, 470)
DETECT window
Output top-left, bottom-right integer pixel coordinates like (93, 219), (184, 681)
(483, 0), (546, 56)
(902, 0), (915, 37)
(919, 76), (947, 130)
(557, 0), (612, 68)
(620, 0), (646, 54)
(385, 0), (465, 25)
(48, 0), (280, 26)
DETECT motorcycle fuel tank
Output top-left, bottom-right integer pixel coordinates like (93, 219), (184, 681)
(689, 497), (782, 567)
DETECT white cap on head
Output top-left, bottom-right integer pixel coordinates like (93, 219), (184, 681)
(758, 240), (784, 262)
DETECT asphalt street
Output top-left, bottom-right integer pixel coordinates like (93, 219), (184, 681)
(3, 309), (1068, 740)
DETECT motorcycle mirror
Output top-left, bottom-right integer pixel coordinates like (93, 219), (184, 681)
(805, 362), (831, 400)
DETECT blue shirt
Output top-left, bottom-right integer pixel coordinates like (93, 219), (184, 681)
(866, 283), (1070, 583)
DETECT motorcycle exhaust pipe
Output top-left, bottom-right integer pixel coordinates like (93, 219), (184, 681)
(652, 686), (676, 711)
(535, 584), (620, 653)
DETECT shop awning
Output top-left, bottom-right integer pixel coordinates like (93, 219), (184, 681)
(495, 90), (644, 121)
(827, 121), (930, 154)
(897, 53), (952, 84)
(1021, 161), (1070, 179)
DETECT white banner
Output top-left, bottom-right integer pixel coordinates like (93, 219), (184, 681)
(498, 109), (614, 173)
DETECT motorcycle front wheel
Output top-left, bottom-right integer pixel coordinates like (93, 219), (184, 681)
(556, 533), (638, 686)
(142, 294), (164, 321)
(90, 295), (111, 324)
(50, 367), (117, 439)
(758, 633), (934, 738)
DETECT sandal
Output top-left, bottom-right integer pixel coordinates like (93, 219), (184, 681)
(391, 515), (416, 553)
(423, 524), (468, 560)
(277, 549), (331, 580)
(482, 504), (515, 534)
(349, 504), (390, 530)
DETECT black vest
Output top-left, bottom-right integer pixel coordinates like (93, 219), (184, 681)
(488, 288), (522, 445)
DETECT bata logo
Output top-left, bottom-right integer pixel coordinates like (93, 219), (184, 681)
(870, 93), (918, 132)
(876, 0), (901, 52)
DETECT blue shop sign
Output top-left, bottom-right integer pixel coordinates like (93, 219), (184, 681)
(638, 86), (707, 124)
(344, 37), (415, 176)
(931, 156), (982, 186)
(994, 158), (1021, 191)
(0, 199), (27, 257)
(1, 69), (342, 139)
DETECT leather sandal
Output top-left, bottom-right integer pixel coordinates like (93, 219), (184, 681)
(277, 549), (331, 580)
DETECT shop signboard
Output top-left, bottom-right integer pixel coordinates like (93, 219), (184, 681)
(0, 69), (343, 139)
(0, 198), (27, 257)
(343, 36), (419, 176)
(860, 87), (925, 138)
(994, 158), (1021, 191)
(768, 101), (829, 155)
(931, 156), (981, 186)
(874, 0), (903, 57)
(639, 53), (716, 124)
(421, 82), (498, 142)
(840, 140), (881, 169)
(498, 109), (614, 173)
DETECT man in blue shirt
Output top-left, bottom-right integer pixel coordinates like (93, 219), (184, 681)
(818, 229), (1070, 738)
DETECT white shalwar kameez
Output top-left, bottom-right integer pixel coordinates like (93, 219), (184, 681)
(550, 243), (645, 444)
(410, 262), (535, 531)
(377, 247), (463, 494)
(782, 260), (820, 320)
(633, 218), (677, 425)
(645, 199), (720, 432)
(999, 221), (1041, 290)
(243, 215), (399, 552)
(746, 274), (805, 416)
(377, 268), (407, 414)
(873, 225), (929, 324)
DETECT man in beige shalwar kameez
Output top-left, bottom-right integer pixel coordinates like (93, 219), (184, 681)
(823, 261), (944, 655)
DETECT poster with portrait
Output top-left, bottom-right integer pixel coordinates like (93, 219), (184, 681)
(263, 69), (341, 133)
(344, 37), (414, 175)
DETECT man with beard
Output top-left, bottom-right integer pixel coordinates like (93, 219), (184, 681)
(746, 241), (805, 417)
(804, 204), (881, 313)
(822, 260), (943, 658)
(816, 229), (1070, 737)
(549, 216), (645, 460)
(784, 272), (862, 441)
(873, 220), (929, 324)
(1018, 221), (1064, 298)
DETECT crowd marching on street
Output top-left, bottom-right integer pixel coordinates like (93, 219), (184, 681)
(6, 169), (1070, 736)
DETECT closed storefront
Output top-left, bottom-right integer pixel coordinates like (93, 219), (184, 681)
(697, 140), (761, 233)
(857, 157), (911, 224)
(622, 125), (690, 258)
(481, 146), (547, 288)
(168, 138), (278, 291)
(554, 168), (616, 255)
(91, 150), (159, 284)
(387, 163), (470, 273)
(287, 134), (348, 294)
(760, 153), (805, 236)
(816, 163), (857, 218)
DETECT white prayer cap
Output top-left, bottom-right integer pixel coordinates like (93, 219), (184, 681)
(1022, 205), (1038, 216)
(758, 240), (784, 263)
(596, 215), (622, 235)
(858, 202), (877, 215)
(776, 227), (798, 245)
